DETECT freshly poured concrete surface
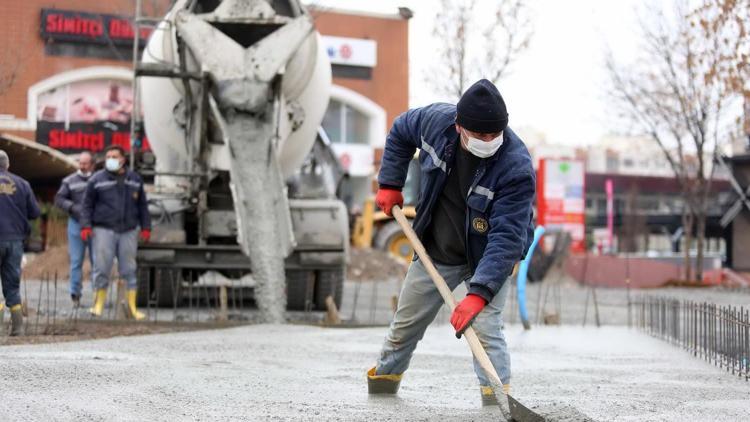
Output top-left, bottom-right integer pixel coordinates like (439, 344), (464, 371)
(0, 324), (748, 421)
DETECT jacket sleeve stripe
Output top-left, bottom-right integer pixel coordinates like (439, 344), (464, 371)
(473, 185), (495, 200)
(94, 181), (117, 189)
(420, 137), (447, 172)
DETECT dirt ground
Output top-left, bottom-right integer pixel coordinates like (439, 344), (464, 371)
(0, 320), (214, 347)
(22, 245), (92, 281)
(347, 247), (408, 282)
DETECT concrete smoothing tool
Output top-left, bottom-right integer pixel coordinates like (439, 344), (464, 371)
(391, 205), (545, 422)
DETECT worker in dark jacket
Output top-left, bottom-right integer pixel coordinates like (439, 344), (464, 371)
(367, 80), (536, 406)
(80, 145), (151, 319)
(55, 151), (94, 307)
(0, 149), (41, 336)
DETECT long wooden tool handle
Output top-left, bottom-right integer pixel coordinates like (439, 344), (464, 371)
(391, 205), (505, 388)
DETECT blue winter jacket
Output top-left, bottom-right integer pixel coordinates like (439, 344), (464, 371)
(378, 103), (536, 302)
(80, 168), (151, 233)
(55, 171), (91, 222)
(0, 170), (41, 241)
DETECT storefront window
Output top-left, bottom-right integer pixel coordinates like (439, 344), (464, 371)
(322, 99), (370, 145)
(33, 77), (147, 153)
(37, 79), (134, 125)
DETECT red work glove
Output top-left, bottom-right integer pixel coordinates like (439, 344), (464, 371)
(450, 294), (487, 339)
(375, 187), (404, 217)
(140, 229), (151, 242)
(80, 227), (92, 241)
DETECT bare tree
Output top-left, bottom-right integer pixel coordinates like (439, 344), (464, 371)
(693, 0), (749, 98)
(430, 0), (533, 100)
(694, 0), (750, 146)
(605, 1), (737, 281)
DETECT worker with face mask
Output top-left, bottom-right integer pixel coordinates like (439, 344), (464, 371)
(79, 145), (151, 319)
(55, 151), (95, 307)
(367, 79), (536, 406)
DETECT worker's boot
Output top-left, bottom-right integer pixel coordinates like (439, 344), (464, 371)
(367, 367), (402, 394)
(71, 294), (81, 309)
(0, 303), (5, 326)
(127, 290), (146, 321)
(9, 304), (23, 336)
(89, 289), (107, 317)
(480, 384), (510, 406)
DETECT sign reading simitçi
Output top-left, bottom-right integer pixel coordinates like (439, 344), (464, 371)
(36, 121), (151, 154)
(40, 9), (152, 46)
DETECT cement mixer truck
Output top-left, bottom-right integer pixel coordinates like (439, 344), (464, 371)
(134, 0), (348, 320)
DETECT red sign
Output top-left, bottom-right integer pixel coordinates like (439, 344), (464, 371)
(339, 44), (353, 59)
(537, 158), (586, 253)
(40, 9), (153, 46)
(37, 121), (151, 154)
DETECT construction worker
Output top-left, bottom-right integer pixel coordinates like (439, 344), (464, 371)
(80, 145), (151, 319)
(367, 80), (535, 405)
(0, 150), (41, 335)
(55, 151), (95, 307)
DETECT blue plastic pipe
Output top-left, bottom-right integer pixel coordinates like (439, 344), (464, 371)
(517, 225), (545, 330)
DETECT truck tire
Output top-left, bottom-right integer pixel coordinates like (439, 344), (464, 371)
(155, 269), (179, 307)
(136, 267), (152, 307)
(286, 270), (315, 311)
(374, 219), (414, 264)
(314, 267), (344, 311)
(136, 268), (179, 307)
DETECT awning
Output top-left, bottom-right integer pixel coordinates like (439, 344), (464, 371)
(0, 133), (76, 183)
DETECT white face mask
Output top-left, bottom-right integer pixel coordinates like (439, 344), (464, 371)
(105, 158), (122, 172)
(461, 129), (504, 158)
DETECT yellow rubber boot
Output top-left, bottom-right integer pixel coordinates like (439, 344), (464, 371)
(367, 367), (402, 394)
(89, 289), (107, 317)
(480, 384), (510, 406)
(127, 290), (146, 320)
(9, 304), (23, 336)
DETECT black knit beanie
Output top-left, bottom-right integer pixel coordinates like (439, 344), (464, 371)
(456, 79), (508, 133)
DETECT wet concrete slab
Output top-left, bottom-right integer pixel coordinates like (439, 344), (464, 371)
(0, 324), (747, 421)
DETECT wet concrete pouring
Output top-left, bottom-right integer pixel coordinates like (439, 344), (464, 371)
(0, 320), (748, 421)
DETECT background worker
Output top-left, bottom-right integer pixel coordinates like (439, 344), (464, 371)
(80, 145), (151, 319)
(0, 150), (41, 336)
(55, 151), (95, 307)
(367, 79), (536, 405)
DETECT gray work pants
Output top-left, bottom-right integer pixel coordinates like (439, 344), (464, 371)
(375, 258), (511, 386)
(92, 227), (138, 290)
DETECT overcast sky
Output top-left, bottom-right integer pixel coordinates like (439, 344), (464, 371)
(306, 0), (645, 146)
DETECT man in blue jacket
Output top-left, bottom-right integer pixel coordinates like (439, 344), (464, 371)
(80, 145), (151, 319)
(367, 80), (536, 405)
(55, 151), (95, 307)
(0, 150), (41, 336)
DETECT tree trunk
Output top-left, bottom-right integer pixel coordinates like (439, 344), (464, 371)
(682, 211), (694, 282)
(695, 210), (706, 282)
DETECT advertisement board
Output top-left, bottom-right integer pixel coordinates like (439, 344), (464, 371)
(322, 36), (377, 67)
(537, 159), (586, 252)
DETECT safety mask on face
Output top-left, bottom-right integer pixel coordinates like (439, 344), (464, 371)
(461, 129), (504, 158)
(78, 170), (92, 178)
(105, 158), (122, 172)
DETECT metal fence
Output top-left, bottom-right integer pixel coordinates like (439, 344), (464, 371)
(635, 296), (750, 381)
